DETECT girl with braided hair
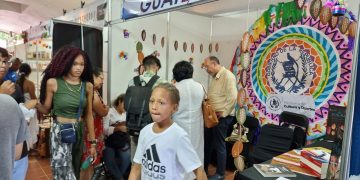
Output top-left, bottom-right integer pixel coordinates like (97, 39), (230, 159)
(36, 46), (97, 180)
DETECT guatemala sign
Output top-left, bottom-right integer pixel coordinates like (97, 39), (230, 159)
(122, 0), (205, 20)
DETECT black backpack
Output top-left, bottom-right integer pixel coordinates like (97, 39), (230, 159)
(124, 75), (159, 136)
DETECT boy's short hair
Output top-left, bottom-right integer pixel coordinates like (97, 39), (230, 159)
(143, 55), (161, 69)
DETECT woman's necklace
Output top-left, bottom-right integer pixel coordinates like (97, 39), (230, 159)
(65, 80), (82, 92)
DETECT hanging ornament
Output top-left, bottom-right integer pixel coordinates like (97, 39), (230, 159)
(338, 16), (350, 34)
(209, 43), (212, 53)
(240, 52), (250, 69)
(152, 34), (156, 45)
(232, 141), (244, 158)
(138, 51), (144, 64)
(348, 21), (357, 38)
(191, 43), (195, 53)
(200, 44), (203, 53)
(188, 57), (194, 64)
(123, 29), (129, 38)
(320, 6), (332, 25)
(161, 37), (165, 48)
(136, 42), (143, 52)
(183, 42), (187, 52)
(234, 155), (245, 171)
(237, 88), (247, 107)
(330, 16), (339, 29)
(240, 69), (247, 88)
(241, 32), (250, 53)
(310, 0), (322, 19)
(215, 43), (219, 52)
(295, 0), (306, 9)
(174, 41), (178, 51)
(236, 108), (246, 124)
(141, 30), (146, 41)
(119, 51), (128, 60)
(332, 0), (346, 16)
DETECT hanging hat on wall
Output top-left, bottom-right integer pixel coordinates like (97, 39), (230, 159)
(332, 0), (346, 16)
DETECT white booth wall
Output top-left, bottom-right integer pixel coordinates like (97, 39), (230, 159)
(109, 13), (168, 99)
(212, 10), (261, 69)
(109, 0), (214, 101)
(168, 11), (211, 86)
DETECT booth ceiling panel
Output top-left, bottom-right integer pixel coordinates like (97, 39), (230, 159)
(0, 0), (97, 33)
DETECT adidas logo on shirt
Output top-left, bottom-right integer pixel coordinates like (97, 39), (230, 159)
(142, 144), (166, 179)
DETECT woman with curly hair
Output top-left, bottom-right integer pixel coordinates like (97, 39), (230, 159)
(36, 46), (97, 180)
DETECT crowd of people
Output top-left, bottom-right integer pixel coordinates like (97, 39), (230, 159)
(0, 46), (237, 180)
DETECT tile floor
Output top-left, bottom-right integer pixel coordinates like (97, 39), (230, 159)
(26, 155), (52, 180)
(26, 155), (235, 180)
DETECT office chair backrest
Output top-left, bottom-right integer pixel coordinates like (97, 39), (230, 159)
(250, 124), (294, 164)
(279, 111), (309, 149)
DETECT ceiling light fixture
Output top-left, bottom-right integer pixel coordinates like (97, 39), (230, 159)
(81, 1), (85, 8)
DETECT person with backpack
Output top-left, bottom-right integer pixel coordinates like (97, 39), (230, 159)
(125, 55), (166, 161)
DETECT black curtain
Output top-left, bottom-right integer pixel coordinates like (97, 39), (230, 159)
(52, 22), (103, 69)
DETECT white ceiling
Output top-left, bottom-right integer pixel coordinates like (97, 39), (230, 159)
(0, 0), (288, 34)
(0, 0), (98, 33)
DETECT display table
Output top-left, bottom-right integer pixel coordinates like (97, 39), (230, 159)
(236, 141), (334, 180)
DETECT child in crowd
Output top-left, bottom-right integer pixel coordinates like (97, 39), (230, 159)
(129, 83), (207, 180)
(103, 94), (131, 179)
